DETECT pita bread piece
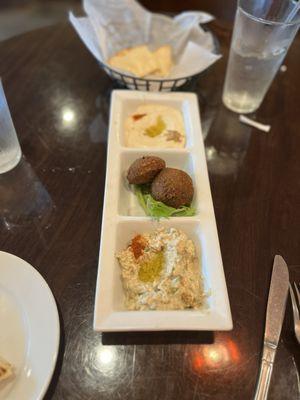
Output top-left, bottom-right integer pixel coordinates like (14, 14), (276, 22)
(152, 45), (173, 77)
(108, 45), (158, 78)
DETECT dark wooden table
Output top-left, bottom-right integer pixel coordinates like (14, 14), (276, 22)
(0, 16), (300, 400)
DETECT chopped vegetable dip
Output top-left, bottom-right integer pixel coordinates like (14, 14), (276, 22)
(116, 227), (204, 310)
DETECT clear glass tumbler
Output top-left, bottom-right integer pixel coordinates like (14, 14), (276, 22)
(223, 0), (300, 114)
(0, 81), (22, 173)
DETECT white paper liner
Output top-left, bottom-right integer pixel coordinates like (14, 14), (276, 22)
(69, 0), (221, 82)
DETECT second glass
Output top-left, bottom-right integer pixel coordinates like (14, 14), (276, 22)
(223, 0), (300, 114)
(0, 80), (21, 174)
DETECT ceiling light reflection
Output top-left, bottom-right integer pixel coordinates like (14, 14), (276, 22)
(205, 348), (223, 364)
(191, 338), (241, 373)
(95, 346), (117, 369)
(26, 368), (32, 378)
(98, 348), (114, 365)
(62, 108), (76, 125)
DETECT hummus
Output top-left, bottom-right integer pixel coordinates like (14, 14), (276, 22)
(124, 104), (186, 148)
(116, 227), (204, 310)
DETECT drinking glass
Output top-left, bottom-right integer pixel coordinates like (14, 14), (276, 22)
(223, 0), (300, 114)
(0, 81), (21, 173)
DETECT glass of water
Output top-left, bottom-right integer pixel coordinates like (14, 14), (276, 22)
(223, 0), (300, 114)
(0, 81), (22, 173)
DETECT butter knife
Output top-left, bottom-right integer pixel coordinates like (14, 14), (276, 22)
(254, 255), (289, 400)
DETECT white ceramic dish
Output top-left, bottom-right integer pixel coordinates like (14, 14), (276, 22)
(0, 251), (60, 400)
(94, 90), (232, 331)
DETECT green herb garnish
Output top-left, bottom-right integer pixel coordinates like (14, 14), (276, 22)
(134, 185), (196, 218)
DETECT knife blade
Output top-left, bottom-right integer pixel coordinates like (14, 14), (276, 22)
(254, 255), (289, 400)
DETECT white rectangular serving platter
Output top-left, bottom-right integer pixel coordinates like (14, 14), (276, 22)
(94, 90), (232, 332)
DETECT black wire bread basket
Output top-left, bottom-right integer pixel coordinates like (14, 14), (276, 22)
(99, 29), (220, 92)
(99, 61), (203, 92)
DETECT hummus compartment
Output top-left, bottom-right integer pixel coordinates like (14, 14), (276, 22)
(125, 104), (186, 149)
(115, 93), (195, 149)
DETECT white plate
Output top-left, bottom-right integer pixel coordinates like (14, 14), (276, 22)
(0, 251), (59, 400)
(94, 90), (232, 332)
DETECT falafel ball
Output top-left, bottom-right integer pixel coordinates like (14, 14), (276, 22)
(127, 156), (166, 185)
(151, 168), (194, 208)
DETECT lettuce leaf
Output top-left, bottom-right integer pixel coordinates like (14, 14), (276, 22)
(134, 185), (196, 218)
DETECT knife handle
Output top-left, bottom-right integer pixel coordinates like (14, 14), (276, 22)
(254, 344), (276, 400)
